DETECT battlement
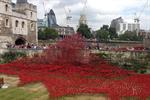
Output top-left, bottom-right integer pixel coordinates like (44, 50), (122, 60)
(0, 0), (11, 3)
(28, 3), (37, 11)
(15, 3), (37, 12)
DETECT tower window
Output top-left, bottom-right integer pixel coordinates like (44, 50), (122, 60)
(30, 23), (34, 31)
(5, 19), (9, 26)
(31, 12), (33, 17)
(15, 20), (19, 27)
(5, 4), (8, 12)
(22, 22), (25, 28)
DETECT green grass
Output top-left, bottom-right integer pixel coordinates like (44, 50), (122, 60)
(0, 87), (48, 100)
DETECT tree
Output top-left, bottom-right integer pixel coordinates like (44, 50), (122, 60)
(96, 25), (118, 41)
(118, 31), (143, 41)
(101, 25), (109, 31)
(38, 29), (45, 40)
(109, 27), (118, 39)
(44, 28), (58, 39)
(38, 28), (59, 40)
(77, 24), (93, 39)
(96, 28), (110, 42)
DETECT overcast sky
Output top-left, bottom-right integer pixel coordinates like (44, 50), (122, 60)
(12, 0), (150, 30)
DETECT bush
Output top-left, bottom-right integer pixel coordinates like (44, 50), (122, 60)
(98, 52), (109, 59)
(1, 51), (26, 63)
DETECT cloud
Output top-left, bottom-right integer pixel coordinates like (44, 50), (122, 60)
(12, 0), (150, 30)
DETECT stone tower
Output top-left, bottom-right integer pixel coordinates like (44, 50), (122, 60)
(15, 0), (38, 44)
(0, 0), (38, 47)
(79, 14), (87, 25)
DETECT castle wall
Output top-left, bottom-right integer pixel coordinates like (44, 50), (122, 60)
(12, 12), (28, 36)
(0, 0), (37, 47)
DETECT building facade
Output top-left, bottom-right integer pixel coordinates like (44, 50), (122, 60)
(79, 14), (87, 25)
(54, 26), (74, 36)
(0, 0), (37, 48)
(47, 9), (58, 27)
(110, 17), (140, 35)
(144, 32), (150, 49)
(38, 9), (74, 36)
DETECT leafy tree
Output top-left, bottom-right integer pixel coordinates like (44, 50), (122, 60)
(96, 28), (110, 42)
(38, 28), (58, 40)
(101, 25), (109, 31)
(96, 25), (118, 41)
(118, 31), (143, 41)
(77, 24), (93, 39)
(109, 27), (118, 39)
(44, 28), (58, 39)
(38, 29), (45, 40)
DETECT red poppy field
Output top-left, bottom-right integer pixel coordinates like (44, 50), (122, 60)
(0, 35), (150, 100)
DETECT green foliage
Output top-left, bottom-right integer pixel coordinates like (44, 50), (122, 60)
(96, 25), (110, 41)
(118, 31), (143, 41)
(44, 28), (58, 39)
(1, 52), (26, 63)
(122, 59), (148, 74)
(97, 51), (149, 74)
(96, 25), (118, 41)
(101, 25), (109, 31)
(98, 52), (109, 59)
(109, 27), (118, 39)
(38, 29), (46, 40)
(77, 24), (93, 39)
(96, 29), (110, 42)
(38, 28), (59, 40)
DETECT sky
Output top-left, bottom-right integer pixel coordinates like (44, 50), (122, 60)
(12, 0), (150, 30)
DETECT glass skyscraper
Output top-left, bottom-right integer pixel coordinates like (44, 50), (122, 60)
(47, 9), (58, 27)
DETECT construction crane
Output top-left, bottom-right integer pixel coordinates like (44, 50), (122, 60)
(64, 6), (72, 26)
(134, 0), (149, 24)
(79, 0), (88, 25)
(132, 0), (150, 35)
(42, 0), (48, 27)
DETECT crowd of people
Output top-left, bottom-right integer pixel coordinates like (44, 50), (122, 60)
(5, 41), (146, 52)
(6, 43), (49, 50)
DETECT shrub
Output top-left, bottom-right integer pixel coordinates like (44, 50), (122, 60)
(1, 51), (26, 63)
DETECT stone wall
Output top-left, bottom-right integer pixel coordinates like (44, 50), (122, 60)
(0, 48), (43, 57)
(0, 0), (38, 48)
(144, 38), (150, 49)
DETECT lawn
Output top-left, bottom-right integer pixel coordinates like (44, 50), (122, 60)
(1, 75), (150, 100)
(0, 75), (108, 100)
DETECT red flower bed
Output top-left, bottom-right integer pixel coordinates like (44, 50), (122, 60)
(0, 62), (150, 99)
(0, 34), (150, 100)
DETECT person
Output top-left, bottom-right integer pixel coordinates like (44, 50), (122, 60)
(27, 43), (31, 48)
(0, 78), (4, 88)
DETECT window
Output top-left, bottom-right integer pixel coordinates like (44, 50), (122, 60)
(22, 22), (25, 28)
(30, 23), (34, 31)
(5, 4), (8, 12)
(5, 19), (8, 26)
(31, 23), (33, 28)
(15, 20), (19, 27)
(31, 12), (33, 17)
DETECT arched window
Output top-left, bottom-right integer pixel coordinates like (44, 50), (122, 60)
(31, 23), (33, 28)
(5, 19), (9, 26)
(30, 23), (34, 31)
(15, 20), (19, 27)
(22, 22), (25, 28)
(5, 4), (8, 12)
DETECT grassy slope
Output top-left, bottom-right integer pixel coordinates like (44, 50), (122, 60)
(0, 75), (150, 100)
